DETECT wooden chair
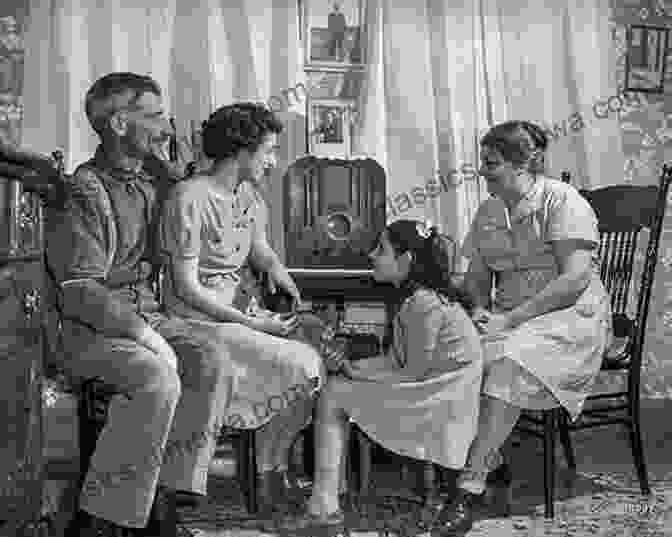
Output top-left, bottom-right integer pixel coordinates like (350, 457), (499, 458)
(43, 149), (257, 516)
(516, 164), (672, 518)
(76, 269), (260, 514)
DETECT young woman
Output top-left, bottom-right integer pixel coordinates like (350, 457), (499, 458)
(285, 219), (484, 532)
(159, 103), (328, 516)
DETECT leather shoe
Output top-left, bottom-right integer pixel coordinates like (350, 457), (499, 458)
(173, 490), (204, 509)
(282, 470), (313, 502)
(430, 489), (483, 536)
(485, 462), (512, 487)
(257, 471), (298, 515)
(137, 486), (177, 537)
(484, 463), (513, 518)
(64, 509), (133, 537)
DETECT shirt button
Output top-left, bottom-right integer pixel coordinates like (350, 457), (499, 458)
(235, 245), (241, 252)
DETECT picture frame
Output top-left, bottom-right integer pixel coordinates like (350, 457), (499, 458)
(302, 0), (366, 69)
(307, 99), (353, 158)
(624, 24), (670, 94)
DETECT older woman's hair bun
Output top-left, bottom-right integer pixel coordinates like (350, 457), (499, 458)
(519, 121), (549, 152)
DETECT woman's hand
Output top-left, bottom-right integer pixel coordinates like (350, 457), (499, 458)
(341, 361), (379, 382)
(321, 339), (349, 374)
(471, 306), (491, 334)
(477, 312), (515, 340)
(249, 314), (299, 337)
(267, 265), (302, 309)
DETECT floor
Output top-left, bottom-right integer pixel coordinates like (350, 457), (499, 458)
(40, 398), (672, 537)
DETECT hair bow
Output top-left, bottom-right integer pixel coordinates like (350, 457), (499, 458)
(416, 221), (433, 239)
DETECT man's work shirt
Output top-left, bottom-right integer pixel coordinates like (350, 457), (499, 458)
(47, 146), (168, 334)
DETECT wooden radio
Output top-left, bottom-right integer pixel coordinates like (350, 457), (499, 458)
(283, 155), (386, 270)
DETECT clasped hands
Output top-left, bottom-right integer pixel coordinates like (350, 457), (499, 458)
(472, 307), (516, 340)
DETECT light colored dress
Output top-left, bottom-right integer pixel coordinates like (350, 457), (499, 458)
(461, 176), (613, 420)
(327, 287), (483, 469)
(160, 177), (325, 430)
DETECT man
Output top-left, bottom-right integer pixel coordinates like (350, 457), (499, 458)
(327, 2), (347, 61)
(47, 72), (235, 537)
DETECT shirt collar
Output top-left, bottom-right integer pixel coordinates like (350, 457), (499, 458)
(92, 145), (150, 182)
(508, 177), (544, 223)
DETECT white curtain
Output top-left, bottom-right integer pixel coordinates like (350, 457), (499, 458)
(21, 0), (305, 254)
(354, 0), (623, 271)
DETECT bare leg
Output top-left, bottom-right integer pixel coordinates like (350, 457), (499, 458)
(270, 397), (314, 472)
(307, 379), (349, 515)
(457, 395), (520, 494)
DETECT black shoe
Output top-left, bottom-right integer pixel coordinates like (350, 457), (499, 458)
(137, 486), (177, 537)
(484, 463), (513, 518)
(282, 470), (313, 502)
(256, 471), (298, 515)
(430, 489), (484, 537)
(485, 462), (512, 487)
(173, 490), (204, 509)
(64, 509), (133, 537)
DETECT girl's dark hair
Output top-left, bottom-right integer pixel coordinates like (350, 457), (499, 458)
(202, 102), (283, 161)
(480, 120), (548, 174)
(385, 219), (474, 315)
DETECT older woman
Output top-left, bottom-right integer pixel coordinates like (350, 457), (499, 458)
(431, 121), (612, 536)
(159, 103), (328, 516)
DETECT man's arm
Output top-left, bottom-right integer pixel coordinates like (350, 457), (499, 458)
(52, 170), (155, 345)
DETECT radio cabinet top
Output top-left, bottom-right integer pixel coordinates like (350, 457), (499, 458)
(283, 156), (386, 270)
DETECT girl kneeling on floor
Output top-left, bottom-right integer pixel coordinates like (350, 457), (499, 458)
(285, 218), (485, 531)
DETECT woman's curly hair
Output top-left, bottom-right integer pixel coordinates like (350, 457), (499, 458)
(202, 102), (283, 161)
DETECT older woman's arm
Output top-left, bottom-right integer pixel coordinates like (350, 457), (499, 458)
(463, 251), (493, 311)
(507, 239), (593, 328)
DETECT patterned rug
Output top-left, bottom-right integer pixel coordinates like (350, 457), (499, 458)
(177, 466), (672, 537)
(38, 396), (672, 537)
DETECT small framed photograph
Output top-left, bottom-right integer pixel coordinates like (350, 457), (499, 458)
(308, 99), (352, 158)
(625, 24), (670, 93)
(302, 0), (366, 68)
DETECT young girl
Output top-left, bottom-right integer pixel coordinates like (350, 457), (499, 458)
(285, 219), (484, 531)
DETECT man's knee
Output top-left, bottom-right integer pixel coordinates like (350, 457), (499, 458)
(142, 355), (182, 401)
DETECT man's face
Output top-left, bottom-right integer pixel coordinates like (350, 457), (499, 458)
(114, 91), (172, 161)
(239, 132), (279, 186)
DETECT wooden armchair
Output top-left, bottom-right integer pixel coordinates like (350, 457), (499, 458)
(516, 165), (672, 518)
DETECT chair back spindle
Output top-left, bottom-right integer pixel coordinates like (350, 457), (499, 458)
(578, 167), (672, 375)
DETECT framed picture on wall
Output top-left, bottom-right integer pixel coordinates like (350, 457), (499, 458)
(302, 0), (366, 68)
(625, 24), (670, 93)
(308, 99), (352, 158)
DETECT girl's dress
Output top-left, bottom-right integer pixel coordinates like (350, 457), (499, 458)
(160, 177), (325, 430)
(327, 287), (483, 469)
(461, 177), (613, 420)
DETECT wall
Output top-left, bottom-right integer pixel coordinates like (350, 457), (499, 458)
(0, 0), (26, 146)
(606, 0), (672, 397)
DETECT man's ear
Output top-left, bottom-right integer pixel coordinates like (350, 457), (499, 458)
(109, 111), (128, 137)
(398, 250), (414, 272)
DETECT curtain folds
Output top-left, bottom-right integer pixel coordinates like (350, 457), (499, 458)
(20, 0), (621, 262)
(353, 0), (623, 271)
(21, 0), (304, 254)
